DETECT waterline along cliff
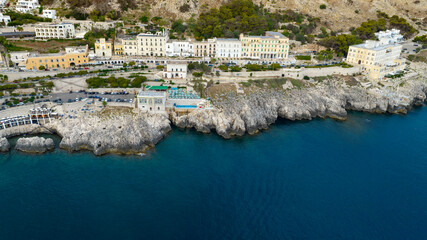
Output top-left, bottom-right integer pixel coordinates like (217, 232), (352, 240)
(1, 68), (427, 155)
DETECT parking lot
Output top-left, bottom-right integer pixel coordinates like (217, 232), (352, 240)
(50, 90), (135, 104)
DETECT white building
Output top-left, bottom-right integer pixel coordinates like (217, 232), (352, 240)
(163, 62), (187, 79)
(42, 9), (56, 19)
(216, 38), (241, 59)
(15, 0), (40, 13)
(35, 23), (75, 39)
(0, 13), (11, 25)
(10, 51), (30, 67)
(137, 31), (168, 57)
(137, 91), (166, 112)
(166, 40), (194, 57)
(346, 29), (405, 80)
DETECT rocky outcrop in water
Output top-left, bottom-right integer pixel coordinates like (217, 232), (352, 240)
(171, 75), (427, 139)
(49, 107), (171, 155)
(15, 136), (54, 153)
(0, 137), (10, 152)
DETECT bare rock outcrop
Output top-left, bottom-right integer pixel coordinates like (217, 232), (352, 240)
(0, 137), (10, 152)
(15, 137), (55, 153)
(171, 76), (427, 139)
(49, 107), (171, 155)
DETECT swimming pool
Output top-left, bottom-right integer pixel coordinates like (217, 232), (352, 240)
(175, 105), (197, 108)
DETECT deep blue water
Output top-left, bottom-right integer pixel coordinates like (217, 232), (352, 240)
(1, 107), (427, 240)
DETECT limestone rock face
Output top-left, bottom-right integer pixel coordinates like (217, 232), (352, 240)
(0, 137), (10, 152)
(50, 109), (171, 155)
(15, 137), (54, 153)
(171, 76), (427, 138)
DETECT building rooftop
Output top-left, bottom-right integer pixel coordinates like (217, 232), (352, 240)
(352, 41), (401, 51)
(216, 38), (240, 41)
(266, 31), (285, 38)
(138, 90), (167, 96)
(137, 31), (168, 37)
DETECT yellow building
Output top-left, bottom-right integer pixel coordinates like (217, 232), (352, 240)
(240, 31), (289, 60)
(25, 45), (89, 70)
(346, 29), (405, 80)
(95, 38), (112, 57)
(114, 39), (124, 56)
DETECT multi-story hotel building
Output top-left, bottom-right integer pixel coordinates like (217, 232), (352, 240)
(35, 23), (75, 39)
(240, 31), (289, 60)
(15, 0), (40, 13)
(346, 29), (405, 80)
(122, 36), (138, 56)
(95, 38), (113, 58)
(193, 38), (216, 58)
(216, 38), (241, 59)
(137, 31), (168, 57)
(25, 45), (89, 70)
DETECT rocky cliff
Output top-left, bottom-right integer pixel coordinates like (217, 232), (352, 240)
(15, 137), (55, 153)
(171, 75), (427, 139)
(0, 137), (10, 152)
(48, 107), (171, 155)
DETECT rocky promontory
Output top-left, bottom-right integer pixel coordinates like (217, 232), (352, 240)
(49, 107), (171, 155)
(15, 136), (55, 153)
(0, 137), (10, 152)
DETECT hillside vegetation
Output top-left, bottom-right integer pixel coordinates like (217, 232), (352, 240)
(37, 0), (426, 32)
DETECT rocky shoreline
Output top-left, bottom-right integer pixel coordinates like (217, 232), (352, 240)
(1, 71), (426, 156)
(171, 75), (427, 139)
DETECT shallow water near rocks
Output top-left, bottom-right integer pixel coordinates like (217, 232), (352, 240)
(1, 107), (426, 239)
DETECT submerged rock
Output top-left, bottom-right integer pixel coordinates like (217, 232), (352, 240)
(15, 137), (54, 153)
(0, 137), (10, 152)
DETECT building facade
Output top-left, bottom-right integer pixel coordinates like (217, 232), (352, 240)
(193, 38), (216, 58)
(10, 51), (30, 67)
(122, 36), (138, 56)
(137, 91), (166, 112)
(16, 0), (40, 13)
(25, 45), (89, 70)
(346, 29), (405, 80)
(216, 39), (241, 59)
(240, 31), (289, 60)
(35, 23), (75, 39)
(95, 38), (112, 58)
(42, 9), (56, 19)
(166, 40), (194, 57)
(163, 62), (187, 79)
(137, 31), (168, 57)
(114, 39), (124, 56)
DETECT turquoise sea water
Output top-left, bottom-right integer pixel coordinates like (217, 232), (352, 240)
(1, 107), (427, 239)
